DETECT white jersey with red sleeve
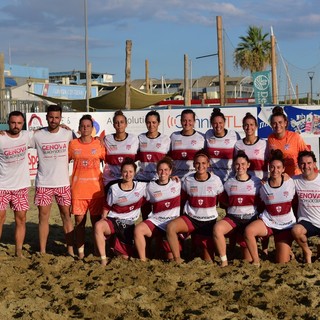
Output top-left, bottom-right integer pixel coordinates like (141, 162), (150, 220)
(146, 179), (181, 230)
(293, 174), (320, 228)
(103, 133), (139, 185)
(0, 130), (33, 190)
(106, 181), (147, 222)
(234, 138), (268, 180)
(182, 172), (223, 221)
(136, 133), (170, 181)
(223, 175), (261, 219)
(259, 178), (296, 229)
(205, 129), (240, 183)
(33, 127), (72, 187)
(170, 130), (205, 178)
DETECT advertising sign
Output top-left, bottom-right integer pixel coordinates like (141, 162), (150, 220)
(252, 71), (272, 105)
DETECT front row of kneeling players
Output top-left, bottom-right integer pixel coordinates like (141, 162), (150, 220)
(97, 148), (320, 266)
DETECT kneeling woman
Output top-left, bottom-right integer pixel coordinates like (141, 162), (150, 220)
(94, 158), (146, 265)
(166, 149), (224, 263)
(213, 151), (261, 267)
(134, 157), (181, 261)
(244, 149), (296, 265)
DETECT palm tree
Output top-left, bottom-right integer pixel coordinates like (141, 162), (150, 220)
(234, 26), (271, 73)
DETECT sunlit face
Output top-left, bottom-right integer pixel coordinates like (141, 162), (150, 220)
(8, 115), (24, 136)
(79, 119), (93, 138)
(121, 164), (136, 182)
(194, 155), (209, 175)
(157, 163), (172, 183)
(234, 157), (250, 177)
(146, 115), (159, 135)
(243, 118), (257, 137)
(181, 113), (195, 133)
(46, 111), (62, 132)
(299, 156), (317, 179)
(212, 116), (225, 137)
(271, 115), (287, 137)
(113, 115), (127, 133)
(269, 159), (285, 179)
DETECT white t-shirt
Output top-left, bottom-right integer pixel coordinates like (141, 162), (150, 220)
(0, 130), (33, 190)
(259, 178), (296, 229)
(293, 174), (320, 228)
(146, 179), (181, 230)
(32, 127), (73, 187)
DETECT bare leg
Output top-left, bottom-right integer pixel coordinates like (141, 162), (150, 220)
(14, 210), (27, 257)
(38, 205), (52, 254)
(134, 222), (152, 261)
(75, 214), (86, 259)
(292, 224), (312, 263)
(213, 220), (234, 267)
(166, 217), (189, 263)
(0, 210), (6, 242)
(275, 239), (292, 263)
(94, 219), (112, 266)
(244, 219), (268, 265)
(58, 205), (74, 256)
(90, 215), (101, 256)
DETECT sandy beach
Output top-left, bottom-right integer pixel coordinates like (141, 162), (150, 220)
(0, 187), (320, 319)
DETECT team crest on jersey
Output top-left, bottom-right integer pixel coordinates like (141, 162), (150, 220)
(118, 157), (124, 163)
(207, 187), (213, 193)
(174, 140), (182, 146)
(284, 144), (290, 150)
(134, 192), (140, 197)
(146, 154), (152, 161)
(154, 191), (162, 198)
(190, 186), (198, 193)
(191, 140), (197, 146)
(283, 191), (289, 197)
(224, 139), (230, 145)
(156, 143), (161, 149)
(126, 145), (131, 150)
(254, 149), (260, 155)
(91, 149), (97, 155)
(198, 199), (204, 206)
(141, 142), (147, 149)
(214, 150), (220, 156)
(181, 152), (187, 158)
(247, 185), (253, 191)
(276, 206), (282, 213)
(165, 202), (171, 208)
(82, 160), (88, 167)
(237, 197), (243, 204)
(171, 187), (176, 193)
(129, 206), (135, 211)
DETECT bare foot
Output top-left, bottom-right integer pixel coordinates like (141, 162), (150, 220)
(303, 248), (312, 264)
(221, 260), (228, 267)
(174, 257), (184, 264)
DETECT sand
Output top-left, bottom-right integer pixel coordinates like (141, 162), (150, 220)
(1, 187), (320, 319)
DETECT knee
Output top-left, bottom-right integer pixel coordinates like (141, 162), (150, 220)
(166, 222), (177, 236)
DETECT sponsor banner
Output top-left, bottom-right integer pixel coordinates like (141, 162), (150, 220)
(253, 71), (272, 105)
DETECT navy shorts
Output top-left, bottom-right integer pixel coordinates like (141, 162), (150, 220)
(298, 220), (320, 238)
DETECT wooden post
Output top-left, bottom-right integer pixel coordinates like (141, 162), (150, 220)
(184, 54), (191, 106)
(296, 84), (299, 105)
(0, 53), (5, 120)
(145, 59), (150, 94)
(216, 16), (225, 106)
(125, 40), (132, 110)
(271, 33), (278, 104)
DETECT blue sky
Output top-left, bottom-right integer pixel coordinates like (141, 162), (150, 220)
(0, 0), (320, 98)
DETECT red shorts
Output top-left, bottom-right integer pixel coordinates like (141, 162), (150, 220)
(0, 188), (29, 211)
(35, 186), (71, 207)
(72, 198), (104, 216)
(263, 227), (293, 245)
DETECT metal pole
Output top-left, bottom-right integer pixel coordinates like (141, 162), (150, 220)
(308, 71), (315, 105)
(84, 0), (90, 112)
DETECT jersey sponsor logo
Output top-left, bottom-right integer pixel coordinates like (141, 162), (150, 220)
(190, 186), (198, 193)
(118, 196), (128, 203)
(298, 191), (320, 199)
(174, 140), (182, 146)
(198, 199), (204, 206)
(42, 143), (67, 151)
(109, 145), (117, 151)
(181, 152), (187, 158)
(154, 191), (162, 198)
(140, 142), (147, 148)
(74, 149), (81, 155)
(230, 185), (237, 191)
(146, 154), (152, 161)
(209, 138), (216, 144)
(3, 145), (27, 157)
(165, 202), (171, 208)
(267, 194), (274, 200)
(237, 197), (243, 204)
(276, 206), (282, 213)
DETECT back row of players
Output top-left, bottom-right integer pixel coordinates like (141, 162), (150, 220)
(1, 105), (317, 266)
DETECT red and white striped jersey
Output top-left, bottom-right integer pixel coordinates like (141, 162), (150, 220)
(103, 133), (139, 185)
(105, 181), (147, 222)
(170, 130), (205, 178)
(259, 178), (296, 229)
(146, 179), (181, 230)
(222, 175), (261, 219)
(234, 138), (268, 180)
(182, 172), (224, 221)
(205, 129), (239, 183)
(136, 133), (170, 181)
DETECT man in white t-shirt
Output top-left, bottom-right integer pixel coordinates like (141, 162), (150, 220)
(292, 150), (320, 263)
(0, 111), (33, 257)
(32, 105), (74, 256)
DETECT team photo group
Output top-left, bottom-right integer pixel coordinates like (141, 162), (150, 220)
(1, 104), (319, 267)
